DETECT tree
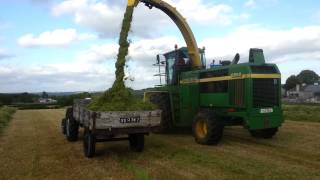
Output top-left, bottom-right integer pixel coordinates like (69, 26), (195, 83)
(284, 75), (300, 90)
(42, 91), (49, 99)
(297, 70), (319, 85)
(56, 92), (91, 107)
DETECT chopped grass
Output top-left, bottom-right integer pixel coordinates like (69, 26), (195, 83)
(0, 106), (16, 133)
(88, 6), (156, 112)
(283, 104), (320, 123)
(89, 94), (157, 111)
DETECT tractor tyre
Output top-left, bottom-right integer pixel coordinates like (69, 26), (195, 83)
(61, 118), (66, 135)
(83, 129), (96, 158)
(250, 128), (278, 139)
(65, 108), (79, 142)
(66, 107), (73, 119)
(149, 93), (172, 133)
(129, 134), (145, 152)
(192, 110), (224, 145)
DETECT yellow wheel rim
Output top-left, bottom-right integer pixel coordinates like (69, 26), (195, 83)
(195, 119), (208, 139)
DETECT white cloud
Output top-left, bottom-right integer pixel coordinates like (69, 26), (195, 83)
(17, 29), (96, 48)
(75, 36), (180, 64)
(5, 24), (320, 92)
(73, 36), (180, 89)
(51, 0), (243, 38)
(76, 43), (119, 64)
(200, 25), (320, 63)
(166, 0), (235, 25)
(0, 36), (181, 92)
(52, 0), (170, 38)
(0, 62), (114, 92)
(244, 0), (256, 8)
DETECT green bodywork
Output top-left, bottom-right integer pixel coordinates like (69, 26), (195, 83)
(150, 47), (284, 130)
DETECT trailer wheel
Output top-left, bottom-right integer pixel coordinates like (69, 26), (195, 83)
(192, 110), (224, 145)
(149, 93), (172, 132)
(61, 118), (66, 135)
(83, 129), (95, 158)
(250, 128), (278, 139)
(129, 134), (144, 152)
(65, 108), (79, 142)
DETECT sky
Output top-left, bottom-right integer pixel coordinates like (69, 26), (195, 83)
(0, 0), (320, 93)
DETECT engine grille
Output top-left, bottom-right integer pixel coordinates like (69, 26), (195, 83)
(229, 79), (245, 107)
(253, 78), (280, 108)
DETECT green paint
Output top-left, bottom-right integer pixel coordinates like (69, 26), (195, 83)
(150, 47), (283, 130)
(89, 6), (155, 111)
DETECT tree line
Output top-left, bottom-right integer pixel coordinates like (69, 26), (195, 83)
(0, 92), (91, 107)
(284, 70), (319, 91)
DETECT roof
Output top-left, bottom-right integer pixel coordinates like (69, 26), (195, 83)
(302, 85), (320, 93)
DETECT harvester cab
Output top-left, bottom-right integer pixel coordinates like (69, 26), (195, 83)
(156, 47), (206, 85)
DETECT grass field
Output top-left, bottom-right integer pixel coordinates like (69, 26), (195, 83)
(0, 109), (319, 179)
(283, 104), (320, 122)
(0, 106), (16, 133)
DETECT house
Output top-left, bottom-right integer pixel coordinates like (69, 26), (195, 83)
(39, 98), (57, 104)
(287, 82), (320, 103)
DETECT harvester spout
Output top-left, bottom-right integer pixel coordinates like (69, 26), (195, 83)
(127, 0), (203, 69)
(128, 0), (139, 7)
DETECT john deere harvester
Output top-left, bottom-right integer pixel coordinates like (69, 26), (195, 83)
(129, 0), (284, 145)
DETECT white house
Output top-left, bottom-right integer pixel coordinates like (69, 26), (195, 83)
(39, 98), (57, 104)
(287, 82), (320, 103)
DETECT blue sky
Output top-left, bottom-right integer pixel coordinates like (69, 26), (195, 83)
(0, 0), (320, 92)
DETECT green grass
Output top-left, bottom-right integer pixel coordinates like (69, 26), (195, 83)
(0, 106), (16, 133)
(119, 159), (153, 180)
(283, 104), (320, 122)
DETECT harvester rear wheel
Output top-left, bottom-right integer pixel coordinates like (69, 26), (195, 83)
(129, 134), (144, 152)
(149, 93), (172, 132)
(250, 128), (278, 139)
(192, 110), (224, 145)
(65, 107), (79, 142)
(83, 129), (96, 158)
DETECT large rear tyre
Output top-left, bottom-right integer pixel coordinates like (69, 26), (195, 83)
(65, 108), (79, 142)
(83, 129), (96, 158)
(149, 93), (172, 133)
(250, 128), (278, 139)
(192, 110), (224, 145)
(129, 134), (144, 152)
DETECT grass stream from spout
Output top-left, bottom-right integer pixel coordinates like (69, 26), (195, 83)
(88, 6), (156, 112)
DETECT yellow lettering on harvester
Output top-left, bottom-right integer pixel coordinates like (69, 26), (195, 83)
(231, 72), (242, 78)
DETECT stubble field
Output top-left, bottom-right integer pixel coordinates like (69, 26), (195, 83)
(0, 109), (319, 179)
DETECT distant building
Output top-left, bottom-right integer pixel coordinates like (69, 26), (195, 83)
(286, 82), (320, 103)
(39, 98), (57, 104)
